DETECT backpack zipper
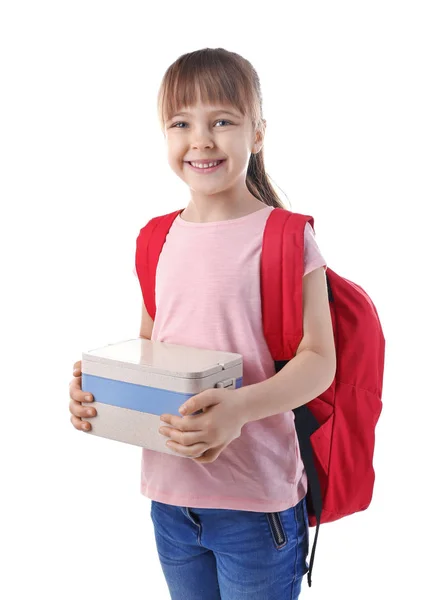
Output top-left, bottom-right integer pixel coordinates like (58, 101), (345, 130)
(267, 513), (286, 546)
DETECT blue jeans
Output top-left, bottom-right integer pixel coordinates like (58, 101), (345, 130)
(150, 496), (310, 600)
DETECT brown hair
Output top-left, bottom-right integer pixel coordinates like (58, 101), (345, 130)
(157, 48), (289, 209)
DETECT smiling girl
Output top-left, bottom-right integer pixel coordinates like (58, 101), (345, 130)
(69, 47), (334, 599)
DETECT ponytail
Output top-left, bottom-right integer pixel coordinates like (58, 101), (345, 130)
(246, 148), (289, 209)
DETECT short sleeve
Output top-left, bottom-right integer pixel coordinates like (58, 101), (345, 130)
(303, 222), (327, 277)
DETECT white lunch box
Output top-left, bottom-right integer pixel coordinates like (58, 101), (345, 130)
(81, 338), (243, 457)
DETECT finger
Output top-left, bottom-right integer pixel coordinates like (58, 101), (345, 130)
(69, 398), (97, 419)
(160, 413), (202, 431)
(73, 360), (82, 375)
(192, 445), (222, 464)
(69, 378), (94, 404)
(166, 439), (208, 458)
(71, 414), (92, 432)
(179, 390), (220, 416)
(160, 426), (205, 447)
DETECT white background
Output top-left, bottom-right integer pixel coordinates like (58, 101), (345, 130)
(1, 1), (447, 598)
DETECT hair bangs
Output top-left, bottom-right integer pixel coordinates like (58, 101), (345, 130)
(158, 50), (259, 129)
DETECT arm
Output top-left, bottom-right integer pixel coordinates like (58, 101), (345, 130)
(139, 300), (154, 340)
(237, 266), (336, 423)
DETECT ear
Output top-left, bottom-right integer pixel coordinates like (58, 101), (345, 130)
(252, 119), (266, 154)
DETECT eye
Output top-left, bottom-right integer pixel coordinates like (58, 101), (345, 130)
(170, 119), (233, 129)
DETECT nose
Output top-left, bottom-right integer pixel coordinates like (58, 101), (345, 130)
(190, 126), (215, 151)
(191, 140), (215, 151)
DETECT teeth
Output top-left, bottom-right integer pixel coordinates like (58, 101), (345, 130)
(191, 160), (221, 168)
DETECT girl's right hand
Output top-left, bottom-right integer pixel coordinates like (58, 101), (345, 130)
(69, 360), (96, 431)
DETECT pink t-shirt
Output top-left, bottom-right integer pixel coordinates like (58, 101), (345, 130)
(134, 205), (327, 512)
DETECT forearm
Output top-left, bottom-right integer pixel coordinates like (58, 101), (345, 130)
(236, 350), (336, 424)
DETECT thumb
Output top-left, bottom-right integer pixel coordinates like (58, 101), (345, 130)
(179, 389), (220, 416)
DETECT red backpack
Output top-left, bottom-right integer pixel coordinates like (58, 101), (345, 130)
(135, 207), (386, 588)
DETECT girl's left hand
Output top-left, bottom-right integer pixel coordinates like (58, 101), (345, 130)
(158, 388), (247, 464)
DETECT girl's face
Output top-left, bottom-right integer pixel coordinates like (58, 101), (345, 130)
(164, 101), (264, 200)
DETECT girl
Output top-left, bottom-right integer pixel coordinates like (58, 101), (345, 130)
(69, 47), (336, 599)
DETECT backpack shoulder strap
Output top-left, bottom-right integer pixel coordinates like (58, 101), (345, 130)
(135, 209), (182, 320)
(261, 207), (315, 360)
(261, 207), (322, 589)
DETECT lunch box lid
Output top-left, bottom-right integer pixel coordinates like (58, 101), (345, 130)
(82, 338), (242, 379)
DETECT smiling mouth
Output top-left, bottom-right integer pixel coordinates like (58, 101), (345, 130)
(185, 159), (226, 173)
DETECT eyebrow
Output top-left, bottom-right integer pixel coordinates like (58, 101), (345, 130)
(169, 109), (240, 120)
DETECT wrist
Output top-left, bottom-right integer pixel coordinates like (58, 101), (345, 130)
(233, 383), (260, 425)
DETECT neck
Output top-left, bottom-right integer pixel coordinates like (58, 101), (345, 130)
(182, 191), (266, 224)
